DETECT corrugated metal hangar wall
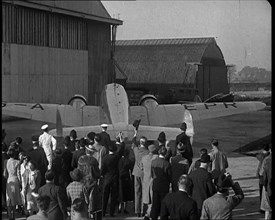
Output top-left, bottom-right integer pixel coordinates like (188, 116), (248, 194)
(2, 1), (122, 105)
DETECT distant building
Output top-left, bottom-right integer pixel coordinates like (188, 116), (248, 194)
(115, 37), (229, 104)
(2, 0), (122, 105)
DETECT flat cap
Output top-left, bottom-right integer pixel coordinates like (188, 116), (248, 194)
(101, 124), (108, 128)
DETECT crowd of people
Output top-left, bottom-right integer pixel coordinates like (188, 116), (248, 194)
(1, 121), (272, 220)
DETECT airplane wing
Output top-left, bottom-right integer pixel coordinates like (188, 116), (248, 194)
(129, 101), (266, 127)
(2, 102), (104, 126)
(233, 134), (271, 155)
(49, 123), (182, 141)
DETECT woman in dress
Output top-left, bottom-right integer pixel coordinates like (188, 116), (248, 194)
(19, 153), (30, 216)
(25, 160), (41, 217)
(4, 148), (24, 220)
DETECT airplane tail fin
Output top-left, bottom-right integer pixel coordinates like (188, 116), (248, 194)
(56, 108), (63, 137)
(102, 83), (129, 124)
(46, 108), (64, 149)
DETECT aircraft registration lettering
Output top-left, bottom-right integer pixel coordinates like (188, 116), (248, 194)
(204, 103), (217, 109)
(223, 102), (237, 108)
(183, 102), (238, 111)
(183, 104), (197, 110)
(31, 103), (44, 110)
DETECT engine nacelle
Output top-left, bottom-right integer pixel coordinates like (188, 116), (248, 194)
(68, 94), (87, 109)
(138, 94), (158, 108)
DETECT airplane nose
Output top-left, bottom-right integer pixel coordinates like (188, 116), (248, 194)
(184, 109), (194, 137)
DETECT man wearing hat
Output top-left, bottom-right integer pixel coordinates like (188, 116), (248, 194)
(52, 148), (65, 187)
(99, 124), (111, 149)
(140, 144), (158, 219)
(201, 173), (244, 219)
(61, 136), (73, 185)
(154, 132), (166, 154)
(131, 129), (149, 217)
(92, 134), (109, 170)
(39, 124), (57, 170)
(66, 168), (89, 217)
(175, 122), (193, 166)
(87, 132), (95, 145)
(27, 135), (48, 186)
(9, 137), (24, 158)
(208, 139), (228, 181)
(188, 154), (216, 217)
(188, 148), (208, 174)
(78, 143), (101, 219)
(150, 146), (171, 220)
(170, 142), (189, 192)
(69, 129), (78, 152)
(247, 144), (270, 208)
(71, 138), (87, 170)
(101, 140), (125, 217)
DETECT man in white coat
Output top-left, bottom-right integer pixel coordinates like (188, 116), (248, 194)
(39, 124), (56, 170)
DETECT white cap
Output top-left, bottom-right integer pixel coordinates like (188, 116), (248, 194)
(101, 124), (108, 128)
(41, 124), (48, 130)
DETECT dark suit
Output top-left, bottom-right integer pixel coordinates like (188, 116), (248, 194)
(27, 147), (48, 186)
(68, 139), (77, 152)
(176, 132), (193, 165)
(38, 182), (68, 220)
(160, 190), (198, 220)
(151, 157), (171, 220)
(52, 155), (64, 186)
(99, 131), (111, 149)
(61, 148), (73, 186)
(188, 167), (216, 216)
(101, 146), (124, 216)
(170, 154), (189, 192)
(71, 148), (85, 169)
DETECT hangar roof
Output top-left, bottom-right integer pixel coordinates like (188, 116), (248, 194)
(3, 0), (122, 25)
(116, 37), (214, 46)
(115, 37), (225, 84)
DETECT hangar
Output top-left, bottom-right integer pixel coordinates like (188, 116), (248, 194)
(2, 0), (122, 105)
(115, 37), (229, 104)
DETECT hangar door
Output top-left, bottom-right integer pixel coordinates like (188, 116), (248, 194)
(197, 65), (229, 101)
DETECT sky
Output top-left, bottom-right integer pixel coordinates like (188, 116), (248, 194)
(102, 0), (271, 72)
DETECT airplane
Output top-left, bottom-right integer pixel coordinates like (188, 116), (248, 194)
(2, 83), (266, 142)
(233, 134), (271, 155)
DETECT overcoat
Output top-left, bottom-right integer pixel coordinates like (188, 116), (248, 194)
(38, 182), (68, 220)
(140, 153), (158, 204)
